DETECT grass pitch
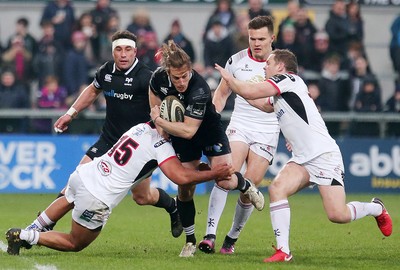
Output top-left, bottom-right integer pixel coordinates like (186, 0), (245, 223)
(0, 193), (399, 270)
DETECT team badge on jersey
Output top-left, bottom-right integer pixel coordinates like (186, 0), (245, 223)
(105, 74), (112, 82)
(124, 77), (133, 86)
(97, 160), (112, 176)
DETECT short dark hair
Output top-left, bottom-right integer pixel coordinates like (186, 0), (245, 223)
(17, 17), (29, 27)
(111, 30), (137, 43)
(272, 49), (298, 74)
(248, 15), (274, 34)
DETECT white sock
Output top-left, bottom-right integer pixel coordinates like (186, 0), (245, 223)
(26, 211), (54, 230)
(347, 201), (383, 221)
(205, 185), (228, 236)
(227, 198), (254, 239)
(20, 229), (39, 245)
(270, 199), (291, 255)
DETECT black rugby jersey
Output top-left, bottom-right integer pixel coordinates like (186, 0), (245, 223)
(93, 59), (152, 144)
(149, 67), (222, 141)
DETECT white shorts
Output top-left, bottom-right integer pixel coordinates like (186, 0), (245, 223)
(297, 151), (345, 186)
(226, 124), (279, 163)
(65, 171), (111, 230)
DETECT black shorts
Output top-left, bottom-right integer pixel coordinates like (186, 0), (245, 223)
(171, 127), (231, 163)
(85, 135), (114, 160)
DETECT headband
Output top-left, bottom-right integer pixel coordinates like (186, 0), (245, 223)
(112, 38), (136, 52)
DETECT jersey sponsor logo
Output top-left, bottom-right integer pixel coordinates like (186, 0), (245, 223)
(124, 77), (133, 86)
(160, 87), (169, 95)
(104, 89), (134, 100)
(105, 74), (112, 82)
(205, 143), (223, 153)
(228, 57), (233, 65)
(241, 64), (252, 72)
(248, 74), (265, 83)
(79, 209), (95, 222)
(260, 145), (272, 156)
(197, 88), (205, 95)
(287, 73), (296, 82)
(189, 103), (206, 117)
(213, 143), (223, 152)
(132, 126), (145, 136)
(276, 108), (285, 121)
(97, 160), (111, 176)
(154, 138), (169, 148)
(226, 128), (236, 136)
(270, 74), (288, 84)
(314, 171), (332, 180)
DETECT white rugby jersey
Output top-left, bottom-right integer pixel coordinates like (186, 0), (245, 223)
(225, 48), (279, 132)
(76, 123), (176, 209)
(268, 73), (340, 163)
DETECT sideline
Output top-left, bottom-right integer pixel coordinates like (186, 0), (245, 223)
(0, 240), (58, 270)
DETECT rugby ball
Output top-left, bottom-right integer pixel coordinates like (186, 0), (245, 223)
(160, 95), (185, 122)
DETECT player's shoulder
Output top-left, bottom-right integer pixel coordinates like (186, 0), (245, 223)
(227, 48), (249, 66)
(94, 61), (114, 88)
(269, 73), (298, 84)
(132, 60), (152, 76)
(97, 61), (113, 74)
(150, 67), (167, 82)
(191, 70), (211, 92)
(149, 67), (169, 93)
(127, 122), (154, 138)
(152, 66), (167, 77)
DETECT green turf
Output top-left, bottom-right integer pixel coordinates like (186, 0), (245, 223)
(0, 193), (399, 270)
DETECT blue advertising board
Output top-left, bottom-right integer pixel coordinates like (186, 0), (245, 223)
(259, 137), (400, 193)
(0, 134), (205, 194)
(0, 135), (398, 194)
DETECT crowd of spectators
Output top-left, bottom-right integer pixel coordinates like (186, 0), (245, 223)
(0, 0), (398, 137)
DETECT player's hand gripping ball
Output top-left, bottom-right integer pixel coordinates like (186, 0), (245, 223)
(160, 95), (185, 122)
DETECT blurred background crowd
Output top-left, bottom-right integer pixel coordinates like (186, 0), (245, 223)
(0, 0), (399, 137)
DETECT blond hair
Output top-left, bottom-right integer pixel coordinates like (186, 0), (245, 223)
(157, 40), (192, 71)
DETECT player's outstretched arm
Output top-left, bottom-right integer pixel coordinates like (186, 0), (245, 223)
(246, 97), (274, 113)
(212, 79), (232, 113)
(160, 158), (234, 186)
(215, 64), (276, 100)
(54, 84), (101, 133)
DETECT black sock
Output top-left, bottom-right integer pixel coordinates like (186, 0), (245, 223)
(186, 234), (196, 244)
(204, 234), (216, 240)
(154, 188), (176, 214)
(177, 198), (196, 244)
(224, 235), (237, 244)
(234, 172), (250, 192)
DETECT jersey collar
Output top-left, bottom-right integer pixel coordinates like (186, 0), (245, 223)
(247, 48), (267, 63)
(112, 58), (139, 75)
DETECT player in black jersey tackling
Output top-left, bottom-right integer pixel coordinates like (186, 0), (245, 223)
(149, 40), (265, 257)
(25, 30), (182, 240)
